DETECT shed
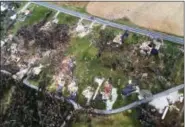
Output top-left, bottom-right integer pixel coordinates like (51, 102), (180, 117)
(121, 85), (136, 96)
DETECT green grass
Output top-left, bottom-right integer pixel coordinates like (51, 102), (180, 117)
(10, 4), (53, 34)
(57, 12), (79, 25)
(61, 4), (87, 14)
(27, 65), (55, 91)
(114, 17), (137, 28)
(65, 26), (145, 108)
(72, 111), (140, 127)
(28, 79), (39, 86)
(16, 2), (27, 12)
(124, 32), (149, 44)
(114, 17), (183, 38)
(170, 53), (184, 84)
(0, 86), (15, 115)
(66, 36), (131, 108)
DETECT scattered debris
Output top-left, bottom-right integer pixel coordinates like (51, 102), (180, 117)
(138, 89), (152, 100)
(121, 84), (137, 96)
(149, 91), (184, 114)
(1, 40), (5, 47)
(102, 81), (112, 100)
(68, 80), (78, 94)
(106, 88), (118, 110)
(10, 14), (17, 20)
(12, 68), (29, 80)
(139, 41), (152, 56)
(93, 77), (104, 100)
(82, 86), (94, 105)
(31, 64), (44, 75)
(112, 33), (122, 45)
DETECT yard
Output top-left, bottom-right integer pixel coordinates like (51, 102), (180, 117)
(72, 109), (140, 127)
(15, 7), (183, 110)
(57, 12), (79, 25)
(10, 4), (54, 34)
(1, 2), (184, 127)
(25, 22), (184, 110)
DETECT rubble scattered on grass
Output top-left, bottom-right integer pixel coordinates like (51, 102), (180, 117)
(149, 91), (184, 114)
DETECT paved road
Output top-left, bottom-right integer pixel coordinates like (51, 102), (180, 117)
(23, 77), (184, 115)
(30, 1), (184, 44)
(91, 84), (184, 115)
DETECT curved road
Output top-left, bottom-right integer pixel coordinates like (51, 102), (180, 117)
(30, 1), (184, 44)
(23, 77), (184, 115)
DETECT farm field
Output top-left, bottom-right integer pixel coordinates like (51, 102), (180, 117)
(52, 1), (183, 36)
(86, 2), (183, 36)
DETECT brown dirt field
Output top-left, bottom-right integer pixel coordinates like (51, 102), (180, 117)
(86, 2), (184, 36)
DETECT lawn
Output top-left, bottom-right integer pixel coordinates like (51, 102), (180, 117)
(66, 35), (133, 109)
(57, 12), (79, 25)
(16, 2), (27, 12)
(51, 1), (88, 14)
(0, 86), (15, 115)
(114, 17), (184, 38)
(114, 17), (138, 28)
(72, 110), (141, 127)
(10, 4), (54, 34)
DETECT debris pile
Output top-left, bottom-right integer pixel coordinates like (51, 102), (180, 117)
(82, 86), (94, 105)
(54, 56), (77, 97)
(149, 91), (184, 114)
(17, 20), (70, 49)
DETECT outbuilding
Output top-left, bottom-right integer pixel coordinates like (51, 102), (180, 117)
(121, 85), (136, 96)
